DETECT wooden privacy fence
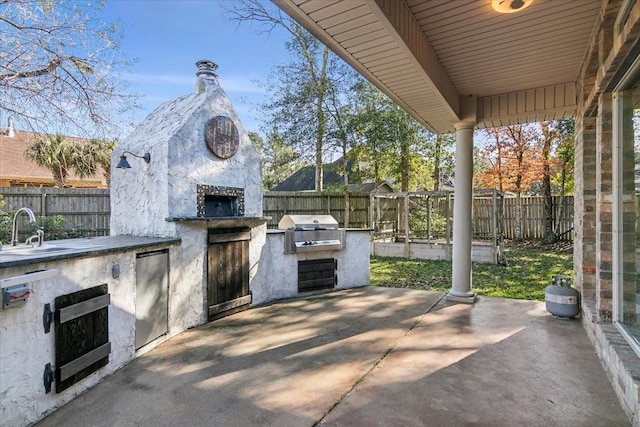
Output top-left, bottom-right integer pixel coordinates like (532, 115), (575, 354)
(263, 191), (371, 229)
(0, 187), (110, 237)
(0, 187), (575, 241)
(502, 195), (574, 241)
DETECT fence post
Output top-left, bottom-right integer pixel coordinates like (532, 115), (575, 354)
(41, 192), (47, 217)
(492, 189), (497, 245)
(369, 193), (375, 230)
(445, 192), (451, 245)
(426, 196), (431, 242)
(404, 193), (410, 258)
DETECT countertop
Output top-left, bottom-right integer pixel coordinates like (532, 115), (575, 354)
(0, 235), (181, 269)
(166, 216), (268, 228)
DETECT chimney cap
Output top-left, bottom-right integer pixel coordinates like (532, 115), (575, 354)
(7, 116), (14, 137)
(196, 60), (218, 78)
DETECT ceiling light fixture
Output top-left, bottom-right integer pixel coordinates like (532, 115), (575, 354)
(491, 0), (534, 14)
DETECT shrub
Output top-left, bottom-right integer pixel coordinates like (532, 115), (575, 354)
(27, 216), (68, 240)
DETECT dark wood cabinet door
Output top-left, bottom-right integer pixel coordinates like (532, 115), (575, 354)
(207, 229), (250, 320)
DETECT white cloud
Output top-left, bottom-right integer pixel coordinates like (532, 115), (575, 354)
(120, 72), (194, 85)
(218, 76), (266, 95)
(120, 72), (265, 96)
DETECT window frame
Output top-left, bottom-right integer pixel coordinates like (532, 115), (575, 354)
(612, 55), (640, 357)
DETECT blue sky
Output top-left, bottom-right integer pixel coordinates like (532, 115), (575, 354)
(99, 0), (290, 137)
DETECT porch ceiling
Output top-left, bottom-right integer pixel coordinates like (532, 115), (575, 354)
(273, 0), (603, 133)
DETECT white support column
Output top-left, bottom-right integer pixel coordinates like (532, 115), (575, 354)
(447, 121), (477, 303)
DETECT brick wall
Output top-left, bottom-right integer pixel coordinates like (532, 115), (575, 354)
(575, 1), (640, 423)
(597, 93), (614, 320)
(574, 114), (598, 305)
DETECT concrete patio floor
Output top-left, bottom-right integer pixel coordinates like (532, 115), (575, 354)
(36, 287), (629, 427)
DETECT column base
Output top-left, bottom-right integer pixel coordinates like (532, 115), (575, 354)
(446, 292), (477, 304)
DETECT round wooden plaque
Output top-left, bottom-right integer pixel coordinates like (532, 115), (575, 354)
(205, 116), (239, 159)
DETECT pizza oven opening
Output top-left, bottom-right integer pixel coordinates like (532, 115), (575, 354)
(197, 185), (245, 218)
(203, 195), (237, 217)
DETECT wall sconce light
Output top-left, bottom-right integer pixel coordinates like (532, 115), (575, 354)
(116, 151), (151, 169)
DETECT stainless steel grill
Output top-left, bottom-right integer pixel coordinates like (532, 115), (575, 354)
(278, 215), (345, 254)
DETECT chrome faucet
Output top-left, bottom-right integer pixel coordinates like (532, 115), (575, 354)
(11, 207), (37, 246)
(25, 229), (45, 247)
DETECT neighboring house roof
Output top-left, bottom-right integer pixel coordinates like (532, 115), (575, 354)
(439, 173), (454, 191)
(0, 129), (108, 188)
(346, 181), (394, 193)
(272, 157), (355, 191)
(272, 157), (393, 192)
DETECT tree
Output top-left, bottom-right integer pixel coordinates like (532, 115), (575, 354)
(349, 80), (396, 184)
(74, 138), (117, 186)
(350, 80), (433, 192)
(254, 127), (303, 191)
(25, 133), (115, 187)
(25, 134), (75, 187)
(427, 132), (455, 191)
(478, 127), (507, 192)
(324, 70), (360, 226)
(227, 1), (444, 195)
(476, 124), (542, 239)
(1, 0), (138, 138)
(541, 121), (555, 243)
(248, 131), (263, 154)
(226, 0), (342, 191)
(551, 118), (575, 240)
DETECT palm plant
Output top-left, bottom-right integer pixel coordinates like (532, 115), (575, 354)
(26, 135), (117, 188)
(26, 134), (75, 187)
(74, 139), (117, 186)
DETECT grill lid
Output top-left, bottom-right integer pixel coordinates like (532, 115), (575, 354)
(278, 214), (338, 230)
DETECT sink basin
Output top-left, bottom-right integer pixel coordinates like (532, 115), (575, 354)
(1, 245), (84, 256)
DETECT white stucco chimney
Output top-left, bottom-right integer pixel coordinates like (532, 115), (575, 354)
(195, 60), (219, 95)
(7, 117), (14, 137)
(110, 60), (263, 237)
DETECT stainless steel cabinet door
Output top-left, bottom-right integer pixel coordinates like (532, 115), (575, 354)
(135, 250), (169, 349)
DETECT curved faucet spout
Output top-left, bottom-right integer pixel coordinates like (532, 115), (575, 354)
(11, 207), (37, 246)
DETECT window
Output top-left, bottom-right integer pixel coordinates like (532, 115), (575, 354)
(613, 64), (640, 352)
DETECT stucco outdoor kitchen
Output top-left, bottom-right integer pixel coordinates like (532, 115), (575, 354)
(0, 62), (370, 426)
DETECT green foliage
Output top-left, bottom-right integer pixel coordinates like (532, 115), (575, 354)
(370, 244), (573, 301)
(25, 134), (116, 187)
(554, 118), (575, 195)
(552, 172), (574, 195)
(0, 210), (71, 243)
(228, 1), (350, 191)
(26, 135), (75, 187)
(0, 216), (11, 243)
(0, 208), (67, 243)
(409, 211), (448, 239)
(74, 139), (118, 186)
(28, 216), (67, 240)
(347, 81), (455, 192)
(257, 127), (304, 190)
(67, 225), (97, 239)
(0, 196), (11, 243)
(248, 131), (263, 154)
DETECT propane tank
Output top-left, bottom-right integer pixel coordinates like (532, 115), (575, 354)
(545, 275), (580, 318)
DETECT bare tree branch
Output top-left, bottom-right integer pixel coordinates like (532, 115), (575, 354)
(0, 0), (138, 138)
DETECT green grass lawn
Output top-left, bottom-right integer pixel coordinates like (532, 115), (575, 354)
(370, 242), (573, 301)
